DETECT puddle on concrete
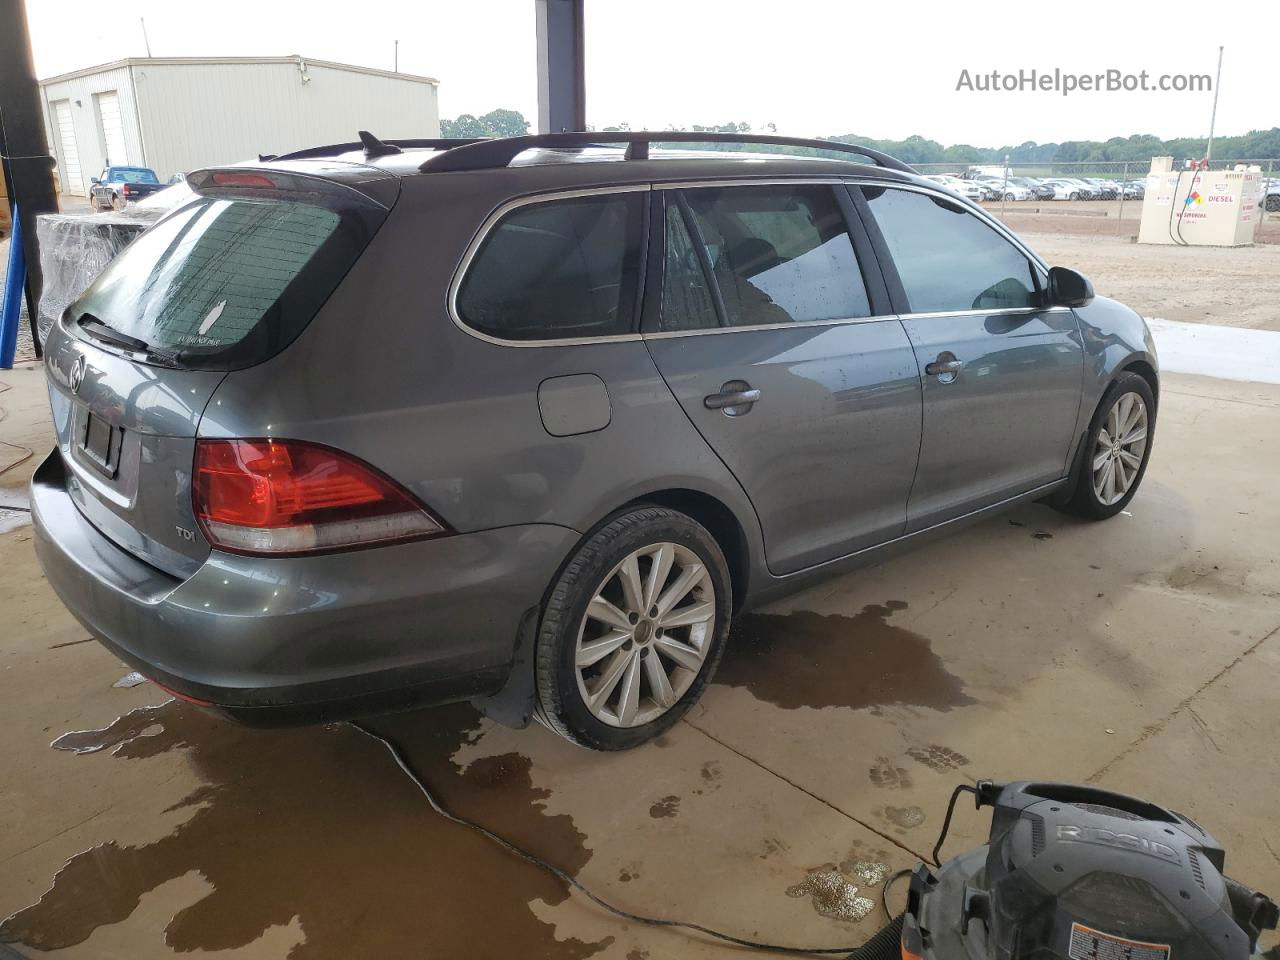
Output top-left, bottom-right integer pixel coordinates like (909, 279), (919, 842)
(785, 868), (878, 923)
(881, 805), (927, 830)
(716, 602), (974, 712)
(2, 701), (607, 959)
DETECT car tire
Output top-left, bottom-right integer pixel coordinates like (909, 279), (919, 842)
(1069, 192), (1080, 200)
(1057, 372), (1155, 521)
(534, 505), (732, 751)
(111, 194), (127, 212)
(1266, 196), (1280, 213)
(1004, 192), (1015, 201)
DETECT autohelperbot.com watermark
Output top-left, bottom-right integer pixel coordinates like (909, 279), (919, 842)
(955, 68), (1212, 97)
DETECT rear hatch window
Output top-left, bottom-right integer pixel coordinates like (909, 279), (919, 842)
(68, 176), (388, 370)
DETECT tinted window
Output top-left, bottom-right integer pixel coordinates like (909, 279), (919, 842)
(863, 187), (1038, 313)
(458, 193), (643, 341)
(72, 195), (369, 370)
(664, 185), (870, 330)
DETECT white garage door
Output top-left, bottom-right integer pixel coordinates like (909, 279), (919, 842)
(96, 91), (128, 165)
(53, 100), (84, 195)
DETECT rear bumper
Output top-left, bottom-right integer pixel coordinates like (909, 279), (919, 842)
(30, 449), (577, 724)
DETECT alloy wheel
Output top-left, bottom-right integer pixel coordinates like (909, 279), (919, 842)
(573, 542), (715, 728)
(1092, 393), (1149, 506)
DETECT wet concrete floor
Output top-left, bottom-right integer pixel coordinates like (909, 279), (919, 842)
(2, 368), (1279, 958)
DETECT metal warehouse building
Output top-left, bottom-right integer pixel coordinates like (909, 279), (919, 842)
(39, 55), (440, 196)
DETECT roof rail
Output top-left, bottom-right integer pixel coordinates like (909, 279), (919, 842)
(418, 131), (916, 175)
(274, 136), (488, 162)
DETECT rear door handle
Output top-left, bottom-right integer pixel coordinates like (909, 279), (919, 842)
(925, 352), (963, 382)
(704, 381), (761, 414)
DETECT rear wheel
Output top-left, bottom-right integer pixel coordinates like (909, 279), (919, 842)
(111, 194), (127, 212)
(534, 506), (731, 750)
(1057, 373), (1155, 520)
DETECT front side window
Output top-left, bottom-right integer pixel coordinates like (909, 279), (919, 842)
(457, 192), (644, 341)
(862, 187), (1038, 314)
(660, 185), (871, 331)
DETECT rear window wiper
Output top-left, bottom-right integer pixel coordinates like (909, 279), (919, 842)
(78, 314), (150, 353)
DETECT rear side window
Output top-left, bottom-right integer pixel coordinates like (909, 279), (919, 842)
(72, 192), (379, 370)
(662, 185), (871, 331)
(863, 187), (1038, 313)
(457, 193), (644, 341)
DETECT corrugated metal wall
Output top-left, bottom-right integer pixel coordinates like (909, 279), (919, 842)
(132, 60), (440, 180)
(40, 66), (146, 195)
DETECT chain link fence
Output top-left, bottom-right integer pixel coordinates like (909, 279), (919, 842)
(910, 158), (1279, 242)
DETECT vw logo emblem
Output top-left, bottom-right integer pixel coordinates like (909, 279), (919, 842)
(69, 355), (87, 394)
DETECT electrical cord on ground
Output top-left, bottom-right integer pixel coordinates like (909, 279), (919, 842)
(932, 783), (980, 867)
(351, 720), (903, 957)
(881, 868), (913, 918)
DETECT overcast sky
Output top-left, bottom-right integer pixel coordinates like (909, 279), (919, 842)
(25, 0), (1276, 146)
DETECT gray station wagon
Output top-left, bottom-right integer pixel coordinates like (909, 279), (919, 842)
(31, 131), (1157, 750)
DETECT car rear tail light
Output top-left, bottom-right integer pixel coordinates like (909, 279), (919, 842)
(122, 184), (134, 196)
(193, 439), (446, 555)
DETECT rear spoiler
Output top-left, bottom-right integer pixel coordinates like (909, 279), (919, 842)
(186, 165), (401, 211)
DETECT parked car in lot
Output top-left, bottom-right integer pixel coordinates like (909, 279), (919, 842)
(1264, 178), (1280, 212)
(90, 166), (163, 211)
(32, 131), (1159, 750)
(1041, 178), (1096, 200)
(1013, 176), (1057, 201)
(1119, 180), (1146, 200)
(924, 174), (987, 202)
(975, 177), (1031, 201)
(1081, 178), (1120, 200)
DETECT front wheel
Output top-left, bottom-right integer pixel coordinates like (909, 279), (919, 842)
(534, 506), (731, 750)
(1057, 373), (1155, 520)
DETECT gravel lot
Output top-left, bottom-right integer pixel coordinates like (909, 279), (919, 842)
(1024, 232), (1280, 330)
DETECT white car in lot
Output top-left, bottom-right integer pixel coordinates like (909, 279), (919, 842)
(1040, 178), (1095, 200)
(975, 177), (1031, 201)
(923, 175), (987, 202)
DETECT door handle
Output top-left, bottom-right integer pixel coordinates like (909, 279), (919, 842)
(704, 381), (761, 414)
(925, 353), (963, 382)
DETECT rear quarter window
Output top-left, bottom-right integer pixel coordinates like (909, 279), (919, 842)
(456, 192), (644, 341)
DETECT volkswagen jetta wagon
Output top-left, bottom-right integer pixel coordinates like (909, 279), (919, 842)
(32, 131), (1157, 750)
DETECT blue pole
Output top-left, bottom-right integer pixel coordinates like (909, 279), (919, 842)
(1, 201), (25, 369)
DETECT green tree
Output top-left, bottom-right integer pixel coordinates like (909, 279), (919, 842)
(439, 109), (531, 139)
(479, 109), (530, 138)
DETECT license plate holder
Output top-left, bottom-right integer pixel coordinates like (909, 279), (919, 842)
(80, 411), (124, 478)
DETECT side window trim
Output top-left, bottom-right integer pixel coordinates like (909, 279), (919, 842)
(834, 185), (893, 317)
(448, 184), (650, 348)
(673, 190), (730, 328)
(845, 184), (910, 315)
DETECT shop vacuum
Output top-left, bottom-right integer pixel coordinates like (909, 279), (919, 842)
(873, 780), (1277, 960)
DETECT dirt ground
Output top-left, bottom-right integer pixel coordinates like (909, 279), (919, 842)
(1023, 232), (1280, 330)
(981, 199), (1280, 331)
(1, 360), (1278, 960)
